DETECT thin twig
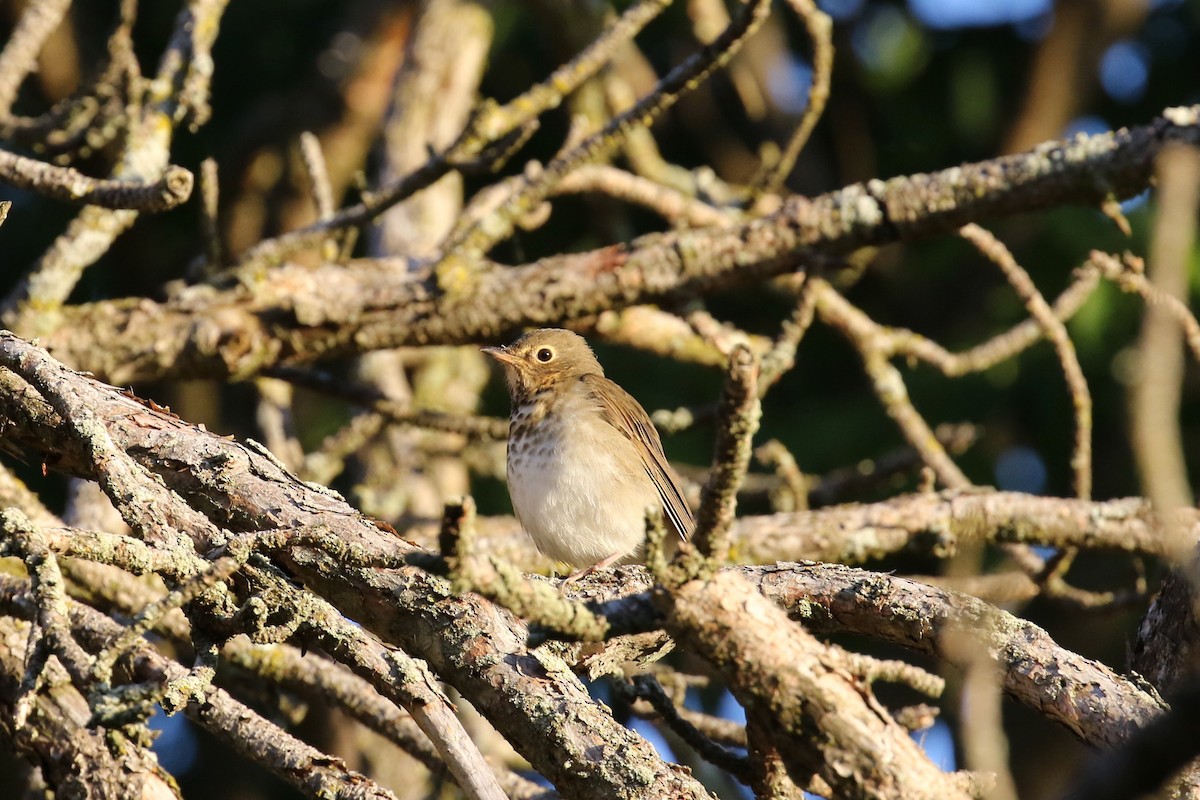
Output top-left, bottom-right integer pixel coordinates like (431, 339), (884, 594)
(754, 439), (809, 512)
(298, 131), (338, 260)
(832, 646), (945, 699)
(755, 0), (833, 195)
(198, 157), (223, 273)
(299, 131), (335, 220)
(0, 149), (193, 210)
(224, 638), (458, 778)
(269, 365), (510, 439)
(553, 164), (734, 227)
(891, 262), (1103, 376)
(90, 549), (243, 688)
(299, 412), (387, 485)
(1, 0), (231, 329)
(270, 563), (509, 800)
(619, 674), (753, 782)
(944, 619), (1019, 800)
(690, 345), (761, 568)
(1095, 251), (1200, 364)
(435, 0), (771, 262)
(235, 0), (672, 272)
(441, 498), (612, 643)
(254, 377), (305, 472)
(812, 279), (973, 487)
(0, 509), (93, 726)
(759, 275), (818, 391)
(961, 223), (1091, 500)
(0, 575), (401, 800)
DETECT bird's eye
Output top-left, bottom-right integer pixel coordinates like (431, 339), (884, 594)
(535, 347), (554, 363)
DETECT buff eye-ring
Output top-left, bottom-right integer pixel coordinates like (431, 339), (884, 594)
(536, 347), (555, 363)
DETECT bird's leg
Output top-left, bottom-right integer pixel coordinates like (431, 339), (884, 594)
(562, 551), (625, 583)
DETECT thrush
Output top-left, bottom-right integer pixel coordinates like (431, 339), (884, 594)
(482, 328), (694, 578)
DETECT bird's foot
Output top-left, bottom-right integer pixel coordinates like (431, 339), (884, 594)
(562, 552), (624, 584)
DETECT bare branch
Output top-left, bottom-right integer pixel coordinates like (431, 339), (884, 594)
(1, 0), (230, 330)
(238, 0), (672, 271)
(664, 569), (974, 799)
(754, 0), (833, 195)
(0, 576), (398, 800)
(690, 345), (761, 567)
(1132, 143), (1200, 533)
(961, 224), (1092, 500)
(0, 332), (710, 799)
(0, 149), (193, 210)
(35, 105), (1200, 383)
(0, 0), (73, 120)
(584, 562), (1166, 748)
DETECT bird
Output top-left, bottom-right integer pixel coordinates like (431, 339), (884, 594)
(482, 328), (693, 579)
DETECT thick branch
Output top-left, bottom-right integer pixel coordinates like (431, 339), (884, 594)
(396, 490), (1196, 573)
(663, 569), (972, 799)
(37, 105), (1200, 383)
(0, 332), (710, 800)
(584, 563), (1166, 749)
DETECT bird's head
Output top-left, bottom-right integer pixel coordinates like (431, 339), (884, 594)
(482, 328), (604, 401)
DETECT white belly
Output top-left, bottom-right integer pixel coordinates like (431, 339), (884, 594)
(507, 416), (659, 567)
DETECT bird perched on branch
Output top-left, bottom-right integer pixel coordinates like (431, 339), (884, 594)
(483, 328), (693, 579)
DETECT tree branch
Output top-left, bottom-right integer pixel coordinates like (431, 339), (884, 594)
(35, 105), (1200, 383)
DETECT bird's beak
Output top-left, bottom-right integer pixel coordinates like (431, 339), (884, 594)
(481, 345), (518, 368)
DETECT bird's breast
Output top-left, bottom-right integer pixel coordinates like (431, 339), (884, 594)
(505, 401), (658, 566)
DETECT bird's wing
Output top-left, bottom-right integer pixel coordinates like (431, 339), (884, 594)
(581, 373), (694, 540)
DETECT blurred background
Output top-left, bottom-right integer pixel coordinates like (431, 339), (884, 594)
(0, 0), (1198, 797)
